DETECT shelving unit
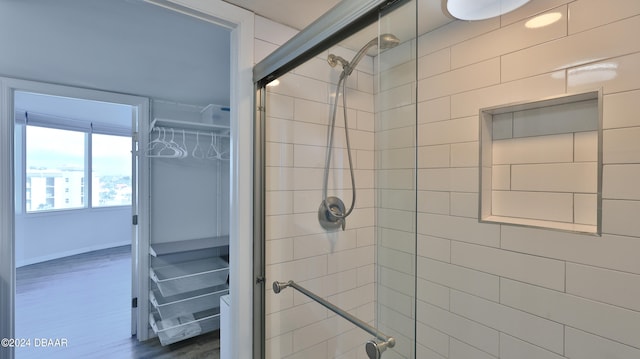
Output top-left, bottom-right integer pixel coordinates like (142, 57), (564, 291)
(149, 238), (229, 345)
(143, 111), (231, 345)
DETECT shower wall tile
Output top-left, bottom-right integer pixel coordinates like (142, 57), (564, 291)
(377, 169), (415, 190)
(417, 323), (449, 358)
(418, 213), (500, 247)
(574, 131), (597, 162)
(501, 226), (640, 274)
(499, 333), (565, 359)
(379, 189), (415, 212)
(378, 147), (414, 169)
(419, 116), (478, 146)
(418, 256), (500, 302)
(451, 7), (567, 70)
(381, 228), (416, 256)
(266, 117), (294, 144)
(266, 191), (293, 216)
(414, 2), (640, 358)
(573, 194), (597, 225)
(569, 0), (640, 34)
(501, 278), (640, 349)
(357, 227), (375, 247)
(499, 0), (570, 25)
(272, 73), (329, 103)
(511, 162), (597, 192)
(344, 88), (374, 112)
(266, 238), (293, 264)
(450, 142), (478, 167)
(417, 48), (450, 80)
(502, 15), (640, 82)
(418, 96), (450, 124)
(417, 278), (450, 310)
(356, 110), (375, 134)
(565, 327), (640, 359)
(450, 338), (498, 359)
(567, 263), (640, 312)
(602, 200), (640, 237)
(450, 71), (566, 119)
(417, 300), (500, 356)
(418, 190), (450, 215)
(380, 61), (416, 92)
(378, 83), (413, 112)
(355, 150), (374, 170)
(568, 52), (640, 95)
(450, 192), (478, 218)
(266, 332), (293, 359)
(267, 92), (294, 119)
(451, 242), (566, 291)
(377, 208), (414, 233)
(603, 90), (640, 129)
(491, 165), (510, 190)
(451, 291), (564, 354)
(418, 58), (500, 101)
(378, 105), (416, 131)
(492, 133), (574, 165)
(417, 17), (500, 57)
(380, 266), (415, 297)
(418, 145), (450, 168)
(266, 142), (293, 167)
(293, 98), (328, 125)
(602, 164), (640, 200)
(603, 127), (640, 164)
(376, 126), (415, 150)
(294, 56), (338, 85)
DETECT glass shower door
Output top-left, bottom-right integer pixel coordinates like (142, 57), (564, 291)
(259, 1), (417, 358)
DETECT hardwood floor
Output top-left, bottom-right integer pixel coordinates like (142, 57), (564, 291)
(14, 246), (220, 359)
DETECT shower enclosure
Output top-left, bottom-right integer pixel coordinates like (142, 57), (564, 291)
(254, 0), (417, 358)
(254, 0), (640, 358)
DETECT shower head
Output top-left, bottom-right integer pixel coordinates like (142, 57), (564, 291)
(332, 33), (400, 76)
(378, 33), (401, 49)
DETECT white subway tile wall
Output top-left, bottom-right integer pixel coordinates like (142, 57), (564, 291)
(258, 0), (640, 355)
(259, 16), (380, 358)
(416, 0), (640, 358)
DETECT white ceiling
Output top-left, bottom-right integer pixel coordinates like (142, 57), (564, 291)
(224, 0), (453, 33)
(224, 0), (341, 30)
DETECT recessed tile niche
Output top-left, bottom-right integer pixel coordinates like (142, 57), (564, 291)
(479, 91), (602, 234)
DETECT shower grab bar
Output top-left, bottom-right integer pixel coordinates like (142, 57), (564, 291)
(272, 280), (396, 349)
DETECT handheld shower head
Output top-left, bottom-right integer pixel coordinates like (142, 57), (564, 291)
(378, 33), (401, 49)
(329, 33), (400, 76)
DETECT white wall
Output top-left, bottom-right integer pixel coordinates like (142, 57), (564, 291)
(415, 0), (640, 358)
(14, 207), (131, 267)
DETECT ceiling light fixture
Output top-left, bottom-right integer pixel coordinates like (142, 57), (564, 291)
(443, 0), (531, 21)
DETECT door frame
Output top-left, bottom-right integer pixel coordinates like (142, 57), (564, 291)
(0, 77), (149, 359)
(141, 1), (255, 357)
(0, 1), (255, 359)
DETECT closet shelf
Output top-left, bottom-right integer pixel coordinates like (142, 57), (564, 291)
(150, 236), (229, 257)
(151, 118), (229, 132)
(149, 308), (221, 346)
(150, 284), (228, 320)
(150, 257), (229, 297)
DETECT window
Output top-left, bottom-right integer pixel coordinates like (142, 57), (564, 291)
(25, 126), (132, 213)
(92, 134), (132, 207)
(26, 126), (85, 212)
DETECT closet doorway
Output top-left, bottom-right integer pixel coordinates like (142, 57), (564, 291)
(9, 82), (146, 359)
